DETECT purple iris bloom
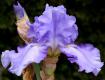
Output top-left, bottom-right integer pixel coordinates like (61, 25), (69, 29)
(1, 3), (103, 76)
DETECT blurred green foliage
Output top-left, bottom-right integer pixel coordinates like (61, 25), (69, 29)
(0, 0), (105, 80)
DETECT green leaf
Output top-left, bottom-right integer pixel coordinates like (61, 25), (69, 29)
(33, 63), (41, 80)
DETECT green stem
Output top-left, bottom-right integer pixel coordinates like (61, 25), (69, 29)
(33, 63), (41, 80)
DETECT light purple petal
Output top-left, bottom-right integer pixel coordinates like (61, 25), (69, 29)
(27, 22), (36, 40)
(60, 44), (104, 76)
(1, 50), (15, 68)
(13, 2), (25, 19)
(28, 4), (78, 48)
(1, 43), (47, 76)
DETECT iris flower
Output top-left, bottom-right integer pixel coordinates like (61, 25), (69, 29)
(1, 3), (103, 76)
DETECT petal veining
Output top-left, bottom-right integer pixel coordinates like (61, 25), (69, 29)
(28, 4), (78, 48)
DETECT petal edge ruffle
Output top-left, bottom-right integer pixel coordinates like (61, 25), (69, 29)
(60, 44), (104, 76)
(1, 43), (47, 76)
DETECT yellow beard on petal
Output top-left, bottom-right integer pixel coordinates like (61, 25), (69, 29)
(66, 44), (77, 48)
(47, 47), (60, 57)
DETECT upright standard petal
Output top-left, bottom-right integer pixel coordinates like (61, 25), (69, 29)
(28, 4), (78, 48)
(60, 44), (104, 76)
(1, 43), (47, 76)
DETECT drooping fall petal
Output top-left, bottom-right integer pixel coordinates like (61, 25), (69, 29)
(1, 43), (48, 76)
(60, 44), (104, 76)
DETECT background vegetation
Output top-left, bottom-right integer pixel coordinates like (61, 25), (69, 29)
(0, 0), (105, 80)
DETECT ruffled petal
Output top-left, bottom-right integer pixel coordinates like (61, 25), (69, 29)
(1, 50), (14, 68)
(60, 44), (104, 76)
(1, 43), (47, 76)
(28, 4), (78, 48)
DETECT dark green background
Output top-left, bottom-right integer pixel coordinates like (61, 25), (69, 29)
(0, 0), (105, 80)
